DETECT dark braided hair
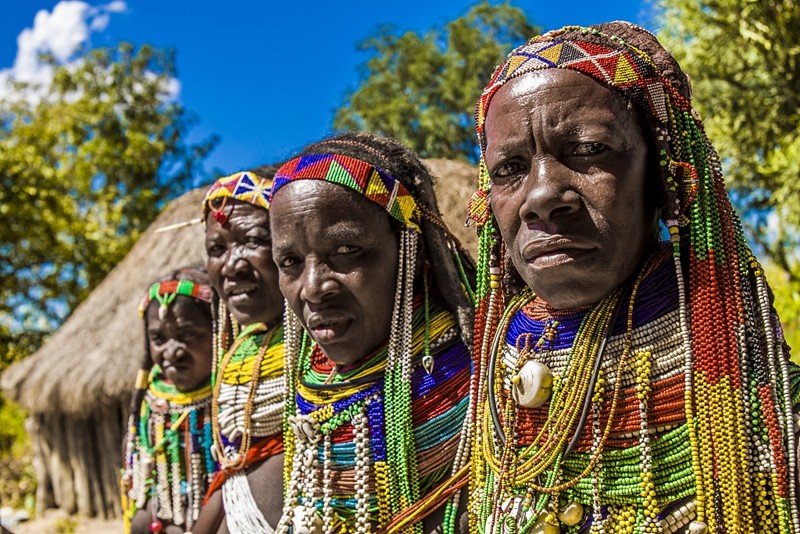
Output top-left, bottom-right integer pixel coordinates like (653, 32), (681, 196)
(297, 131), (476, 345)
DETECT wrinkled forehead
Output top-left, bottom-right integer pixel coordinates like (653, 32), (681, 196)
(477, 33), (666, 149)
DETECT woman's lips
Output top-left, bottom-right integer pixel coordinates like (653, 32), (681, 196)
(225, 284), (259, 306)
(522, 237), (594, 263)
(307, 314), (350, 344)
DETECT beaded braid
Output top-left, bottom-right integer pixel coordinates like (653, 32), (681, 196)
(468, 22), (800, 534)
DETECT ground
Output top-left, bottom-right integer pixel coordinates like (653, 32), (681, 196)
(10, 510), (121, 534)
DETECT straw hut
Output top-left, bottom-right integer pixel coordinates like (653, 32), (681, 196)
(1, 188), (207, 518)
(0, 159), (476, 519)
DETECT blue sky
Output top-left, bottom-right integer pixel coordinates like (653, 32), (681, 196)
(2, 1), (656, 184)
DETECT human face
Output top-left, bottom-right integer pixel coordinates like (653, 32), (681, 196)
(484, 69), (656, 309)
(270, 180), (399, 366)
(146, 297), (213, 392)
(205, 201), (283, 327)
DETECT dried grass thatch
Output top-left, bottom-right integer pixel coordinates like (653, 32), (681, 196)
(426, 158), (478, 256)
(2, 188), (208, 413)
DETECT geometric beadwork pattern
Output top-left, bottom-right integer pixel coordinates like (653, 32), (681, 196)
(202, 171), (272, 215)
(476, 37), (668, 140)
(272, 154), (421, 233)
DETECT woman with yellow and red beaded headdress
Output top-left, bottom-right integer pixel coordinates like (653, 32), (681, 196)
(468, 22), (800, 534)
(192, 166), (287, 534)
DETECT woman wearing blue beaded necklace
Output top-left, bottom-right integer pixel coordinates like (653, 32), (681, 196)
(269, 132), (476, 534)
(468, 21), (800, 534)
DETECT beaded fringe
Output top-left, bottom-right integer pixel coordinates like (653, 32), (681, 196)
(223, 471), (275, 534)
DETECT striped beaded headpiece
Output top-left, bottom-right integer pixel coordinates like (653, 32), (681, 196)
(470, 23), (800, 533)
(272, 154), (422, 233)
(202, 171), (272, 226)
(139, 279), (213, 319)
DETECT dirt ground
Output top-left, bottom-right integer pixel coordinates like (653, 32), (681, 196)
(10, 509), (122, 534)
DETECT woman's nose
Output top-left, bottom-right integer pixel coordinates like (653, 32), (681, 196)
(519, 157), (581, 225)
(299, 259), (339, 304)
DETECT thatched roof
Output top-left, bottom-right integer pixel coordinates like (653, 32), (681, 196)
(1, 159), (477, 416)
(425, 158), (478, 254)
(1, 189), (208, 414)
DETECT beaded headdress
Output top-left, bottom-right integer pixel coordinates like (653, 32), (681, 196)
(202, 171), (273, 225)
(272, 154), (422, 233)
(469, 23), (799, 532)
(139, 279), (213, 320)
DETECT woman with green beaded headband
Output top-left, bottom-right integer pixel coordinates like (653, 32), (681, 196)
(269, 132), (476, 534)
(468, 21), (800, 534)
(193, 165), (288, 534)
(122, 266), (216, 534)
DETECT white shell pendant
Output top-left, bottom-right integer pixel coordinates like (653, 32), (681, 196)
(512, 360), (554, 408)
(557, 501), (584, 527)
(291, 505), (322, 534)
(687, 521), (708, 534)
(422, 354), (435, 375)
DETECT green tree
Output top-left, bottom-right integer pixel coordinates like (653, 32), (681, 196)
(0, 42), (216, 361)
(656, 0), (800, 281)
(334, 2), (539, 163)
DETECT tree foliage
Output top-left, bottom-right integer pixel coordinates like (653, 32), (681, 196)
(334, 2), (538, 163)
(0, 43), (216, 361)
(656, 0), (800, 281)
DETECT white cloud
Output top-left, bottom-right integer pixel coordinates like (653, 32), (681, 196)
(0, 0), (128, 103)
(103, 1), (127, 13)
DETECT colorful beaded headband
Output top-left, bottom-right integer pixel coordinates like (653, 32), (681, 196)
(271, 154), (422, 233)
(476, 27), (665, 140)
(201, 171), (272, 225)
(139, 280), (213, 319)
(468, 25), (690, 228)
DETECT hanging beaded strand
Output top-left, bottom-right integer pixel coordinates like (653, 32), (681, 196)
(124, 370), (216, 532)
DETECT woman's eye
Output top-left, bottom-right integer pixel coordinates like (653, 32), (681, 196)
(246, 236), (271, 248)
(279, 256), (300, 269)
(149, 335), (165, 346)
(490, 160), (527, 184)
(180, 330), (198, 342)
(334, 245), (359, 255)
(573, 142), (606, 156)
(206, 244), (225, 257)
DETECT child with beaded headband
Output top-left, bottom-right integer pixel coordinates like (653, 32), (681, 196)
(122, 266), (216, 534)
(193, 166), (288, 534)
(468, 21), (800, 534)
(268, 132), (476, 534)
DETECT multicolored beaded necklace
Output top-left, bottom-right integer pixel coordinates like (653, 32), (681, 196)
(211, 319), (285, 469)
(273, 150), (476, 534)
(468, 24), (800, 534)
(280, 300), (471, 534)
(122, 366), (215, 532)
(207, 314), (285, 533)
